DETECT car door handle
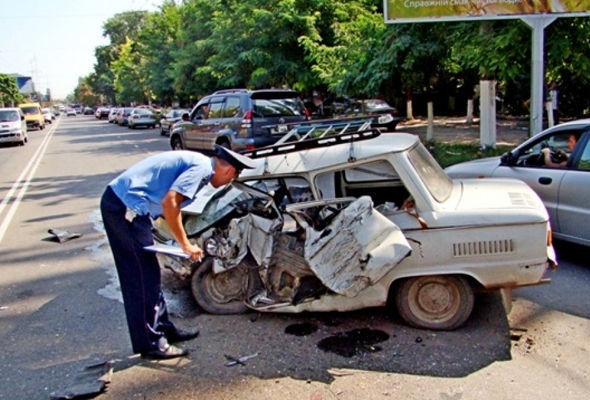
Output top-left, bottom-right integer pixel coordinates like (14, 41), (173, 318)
(538, 177), (552, 185)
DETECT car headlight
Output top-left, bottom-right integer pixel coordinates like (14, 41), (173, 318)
(378, 114), (394, 124)
(204, 238), (219, 256)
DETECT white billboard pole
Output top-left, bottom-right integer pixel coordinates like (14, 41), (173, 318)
(522, 16), (557, 137)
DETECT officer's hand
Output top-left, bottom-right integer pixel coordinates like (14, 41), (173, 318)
(183, 243), (204, 262)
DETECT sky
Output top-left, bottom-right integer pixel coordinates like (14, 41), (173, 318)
(0, 0), (164, 100)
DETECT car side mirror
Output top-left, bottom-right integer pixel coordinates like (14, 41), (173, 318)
(500, 152), (516, 166)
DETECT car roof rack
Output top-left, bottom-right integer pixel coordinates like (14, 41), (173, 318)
(242, 119), (380, 159)
(212, 89), (249, 95)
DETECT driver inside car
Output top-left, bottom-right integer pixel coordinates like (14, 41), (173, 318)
(541, 133), (577, 168)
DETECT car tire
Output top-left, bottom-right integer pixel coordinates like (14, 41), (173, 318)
(170, 136), (184, 150)
(217, 139), (230, 149)
(394, 275), (474, 330)
(190, 257), (249, 315)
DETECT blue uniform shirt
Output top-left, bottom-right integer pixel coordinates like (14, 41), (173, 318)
(109, 151), (214, 217)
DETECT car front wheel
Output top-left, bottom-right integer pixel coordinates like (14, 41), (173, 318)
(394, 275), (474, 330)
(191, 258), (249, 314)
(170, 136), (184, 150)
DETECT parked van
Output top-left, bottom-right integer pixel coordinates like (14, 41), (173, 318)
(0, 107), (28, 145)
(18, 102), (45, 130)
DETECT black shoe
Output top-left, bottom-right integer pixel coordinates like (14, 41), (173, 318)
(167, 329), (200, 344)
(141, 344), (188, 360)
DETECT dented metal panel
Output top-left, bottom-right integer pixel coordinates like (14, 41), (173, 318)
(304, 196), (411, 297)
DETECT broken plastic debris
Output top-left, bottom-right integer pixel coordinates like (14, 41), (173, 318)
(47, 228), (82, 243)
(49, 360), (113, 399)
(224, 353), (258, 367)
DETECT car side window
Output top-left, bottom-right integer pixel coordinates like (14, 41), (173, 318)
(315, 161), (409, 209)
(515, 130), (581, 167)
(192, 102), (210, 121)
(208, 99), (224, 119)
(248, 177), (312, 206)
(224, 96), (241, 118)
(576, 140), (590, 171)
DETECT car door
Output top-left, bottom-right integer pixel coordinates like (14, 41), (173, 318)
(556, 133), (590, 244)
(184, 96), (224, 150)
(491, 128), (585, 231)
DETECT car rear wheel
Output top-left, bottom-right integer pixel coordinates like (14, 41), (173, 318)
(191, 258), (249, 314)
(394, 275), (474, 330)
(216, 139), (230, 149)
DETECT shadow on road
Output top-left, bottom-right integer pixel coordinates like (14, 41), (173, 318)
(515, 239), (590, 320)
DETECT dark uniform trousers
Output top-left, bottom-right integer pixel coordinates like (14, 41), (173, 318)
(100, 186), (176, 354)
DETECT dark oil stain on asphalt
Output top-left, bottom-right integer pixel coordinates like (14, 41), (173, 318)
(285, 322), (319, 336)
(317, 328), (389, 357)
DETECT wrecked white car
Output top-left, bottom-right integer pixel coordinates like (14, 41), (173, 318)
(153, 129), (556, 330)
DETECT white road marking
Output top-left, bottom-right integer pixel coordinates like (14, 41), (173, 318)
(0, 122), (58, 244)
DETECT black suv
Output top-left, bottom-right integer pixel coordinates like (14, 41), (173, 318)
(169, 89), (309, 152)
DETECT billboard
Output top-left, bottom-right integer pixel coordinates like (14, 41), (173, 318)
(384, 0), (590, 23)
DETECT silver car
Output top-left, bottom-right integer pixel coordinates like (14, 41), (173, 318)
(0, 108), (28, 146)
(446, 119), (590, 246)
(128, 107), (156, 129)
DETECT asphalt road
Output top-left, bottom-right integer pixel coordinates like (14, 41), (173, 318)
(0, 116), (588, 400)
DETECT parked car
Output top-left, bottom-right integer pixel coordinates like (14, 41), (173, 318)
(169, 89), (309, 152)
(95, 107), (110, 119)
(83, 106), (94, 115)
(160, 108), (189, 136)
(128, 107), (156, 129)
(445, 119), (590, 247)
(0, 107), (28, 145)
(66, 108), (77, 117)
(71, 104), (82, 114)
(343, 99), (401, 132)
(108, 108), (119, 123)
(152, 129), (555, 330)
(321, 95), (355, 117)
(18, 102), (45, 130)
(116, 107), (133, 126)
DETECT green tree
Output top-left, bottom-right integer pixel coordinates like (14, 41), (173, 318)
(168, 0), (220, 104)
(136, 1), (182, 106)
(203, 0), (316, 91)
(112, 38), (148, 104)
(73, 76), (101, 106)
(546, 17), (590, 117)
(0, 74), (24, 106)
(89, 11), (150, 104)
(91, 45), (118, 104)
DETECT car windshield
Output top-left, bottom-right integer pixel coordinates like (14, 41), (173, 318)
(407, 143), (453, 202)
(364, 100), (392, 110)
(252, 98), (306, 117)
(21, 107), (39, 115)
(184, 182), (274, 236)
(0, 110), (20, 121)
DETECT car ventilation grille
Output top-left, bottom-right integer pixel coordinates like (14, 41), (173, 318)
(453, 239), (515, 257)
(508, 192), (536, 207)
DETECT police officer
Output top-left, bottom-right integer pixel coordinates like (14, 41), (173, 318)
(100, 145), (256, 359)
